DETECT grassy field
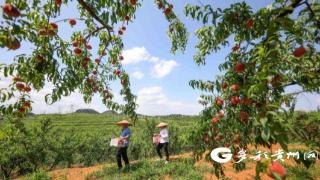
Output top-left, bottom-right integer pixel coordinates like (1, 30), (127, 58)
(23, 113), (198, 133)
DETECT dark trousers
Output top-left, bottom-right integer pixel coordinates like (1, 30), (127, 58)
(156, 142), (169, 161)
(116, 146), (129, 168)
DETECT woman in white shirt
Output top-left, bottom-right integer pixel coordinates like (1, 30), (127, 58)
(156, 122), (169, 163)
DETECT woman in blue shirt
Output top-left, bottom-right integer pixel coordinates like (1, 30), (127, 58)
(116, 120), (131, 173)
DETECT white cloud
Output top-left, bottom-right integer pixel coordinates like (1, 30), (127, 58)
(122, 46), (178, 78)
(131, 71), (144, 79)
(122, 47), (151, 65)
(137, 86), (201, 115)
(151, 60), (178, 78)
(149, 56), (160, 63)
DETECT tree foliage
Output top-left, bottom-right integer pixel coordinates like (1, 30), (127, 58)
(0, 0), (187, 121)
(185, 0), (320, 178)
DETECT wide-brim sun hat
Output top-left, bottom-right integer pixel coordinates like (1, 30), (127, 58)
(116, 120), (132, 126)
(156, 122), (168, 128)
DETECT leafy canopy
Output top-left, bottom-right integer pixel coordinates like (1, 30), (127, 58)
(0, 0), (187, 120)
(186, 0), (320, 177)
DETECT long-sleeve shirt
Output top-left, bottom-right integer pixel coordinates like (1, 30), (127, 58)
(159, 128), (169, 143)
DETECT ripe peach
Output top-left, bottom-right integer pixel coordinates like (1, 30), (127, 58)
(164, 8), (171, 15)
(50, 22), (58, 30)
(232, 44), (240, 52)
(268, 162), (287, 179)
(16, 83), (25, 91)
(74, 48), (82, 56)
(24, 86), (31, 93)
(84, 57), (91, 62)
(114, 69), (121, 76)
(95, 58), (100, 64)
(216, 97), (224, 106)
(129, 0), (137, 5)
(211, 117), (218, 124)
(3, 3), (20, 17)
(55, 0), (62, 7)
(23, 101), (31, 108)
(247, 19), (253, 28)
(69, 19), (76, 26)
(235, 62), (245, 73)
(6, 37), (20, 50)
(231, 84), (240, 92)
(18, 107), (26, 113)
(158, 3), (163, 9)
(293, 46), (306, 58)
(86, 44), (92, 50)
(240, 111), (249, 122)
(231, 96), (239, 106)
(221, 82), (228, 90)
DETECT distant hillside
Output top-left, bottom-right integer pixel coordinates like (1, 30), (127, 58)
(75, 109), (99, 114)
(28, 112), (36, 116)
(102, 110), (118, 115)
(156, 114), (192, 118)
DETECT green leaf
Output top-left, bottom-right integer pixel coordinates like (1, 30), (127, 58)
(261, 127), (270, 142)
(260, 117), (268, 127)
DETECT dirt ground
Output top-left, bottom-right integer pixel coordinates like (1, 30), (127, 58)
(16, 144), (319, 180)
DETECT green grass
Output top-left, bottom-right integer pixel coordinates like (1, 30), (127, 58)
(86, 158), (206, 180)
(286, 164), (320, 180)
(25, 170), (51, 180)
(87, 157), (318, 180)
(22, 113), (198, 133)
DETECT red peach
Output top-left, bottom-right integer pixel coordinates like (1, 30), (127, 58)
(3, 3), (20, 17)
(235, 62), (245, 74)
(216, 97), (224, 106)
(293, 46), (306, 58)
(69, 19), (76, 26)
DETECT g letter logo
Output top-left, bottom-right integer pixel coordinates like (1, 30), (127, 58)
(210, 147), (233, 163)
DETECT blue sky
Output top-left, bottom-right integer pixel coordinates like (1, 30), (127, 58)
(1, 0), (320, 115)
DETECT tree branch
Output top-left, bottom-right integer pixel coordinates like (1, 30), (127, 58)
(77, 0), (113, 32)
(277, 0), (303, 18)
(85, 26), (105, 40)
(303, 0), (320, 29)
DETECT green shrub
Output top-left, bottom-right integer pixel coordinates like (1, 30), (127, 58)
(26, 170), (51, 180)
(289, 112), (320, 151)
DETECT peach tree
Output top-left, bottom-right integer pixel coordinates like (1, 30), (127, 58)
(186, 0), (320, 178)
(0, 0), (187, 120)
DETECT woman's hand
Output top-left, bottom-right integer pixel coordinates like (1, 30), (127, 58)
(118, 137), (124, 144)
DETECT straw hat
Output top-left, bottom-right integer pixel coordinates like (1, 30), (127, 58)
(116, 120), (132, 126)
(156, 122), (168, 128)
